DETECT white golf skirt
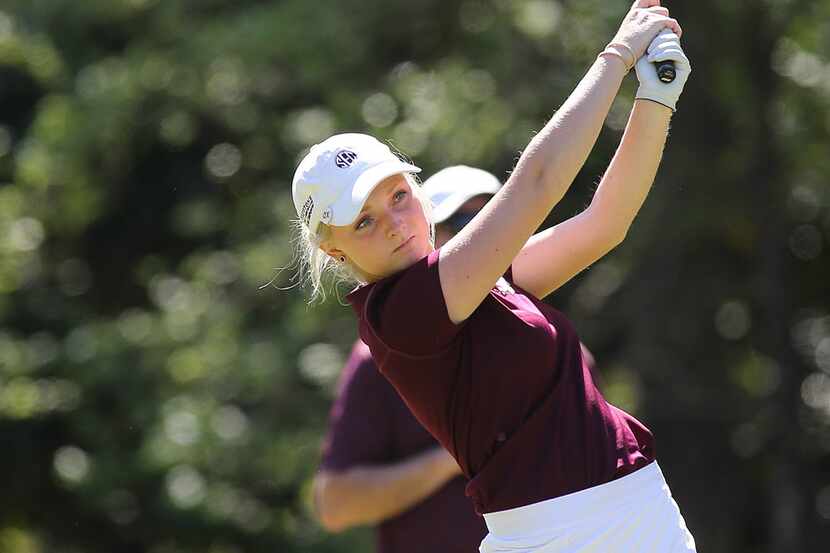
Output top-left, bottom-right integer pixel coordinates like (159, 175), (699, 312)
(479, 462), (696, 553)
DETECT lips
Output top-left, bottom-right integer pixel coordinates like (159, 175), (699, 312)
(393, 236), (414, 253)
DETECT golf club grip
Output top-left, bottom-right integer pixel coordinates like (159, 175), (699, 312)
(656, 60), (676, 83)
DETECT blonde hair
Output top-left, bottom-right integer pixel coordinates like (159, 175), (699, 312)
(287, 173), (434, 304)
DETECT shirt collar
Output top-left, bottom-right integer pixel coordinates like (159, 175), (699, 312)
(346, 282), (374, 317)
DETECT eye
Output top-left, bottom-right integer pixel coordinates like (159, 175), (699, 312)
(393, 189), (408, 202)
(355, 216), (373, 231)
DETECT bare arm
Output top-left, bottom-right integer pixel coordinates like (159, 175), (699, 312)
(511, 99), (672, 298)
(437, 2), (679, 324)
(439, 56), (628, 323)
(313, 446), (461, 532)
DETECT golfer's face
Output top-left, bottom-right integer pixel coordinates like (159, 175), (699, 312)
(327, 174), (432, 281)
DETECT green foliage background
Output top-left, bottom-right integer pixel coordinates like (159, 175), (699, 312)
(1, 1), (828, 552)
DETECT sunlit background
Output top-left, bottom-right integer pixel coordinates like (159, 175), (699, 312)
(1, 1), (829, 552)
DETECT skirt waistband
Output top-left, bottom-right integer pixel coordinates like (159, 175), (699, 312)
(483, 462), (666, 536)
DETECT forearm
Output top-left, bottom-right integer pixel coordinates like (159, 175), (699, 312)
(517, 55), (628, 205)
(436, 5), (682, 322)
(588, 99), (672, 237)
(313, 447), (459, 532)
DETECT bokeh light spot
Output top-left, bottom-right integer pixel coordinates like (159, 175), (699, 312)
(789, 224), (823, 261)
(461, 69), (496, 102)
(206, 57), (249, 107)
(166, 465), (206, 508)
(117, 309), (154, 345)
(0, 12), (14, 38)
(0, 333), (26, 376)
(164, 409), (201, 445)
(391, 121), (429, 157)
(167, 347), (208, 384)
(731, 352), (781, 398)
(298, 343), (343, 389)
(203, 251), (240, 285)
(65, 326), (98, 363)
(788, 186), (821, 222)
(715, 300), (752, 341)
(160, 111), (198, 148)
(802, 372), (830, 413)
(0, 527), (40, 553)
(54, 446), (91, 484)
(8, 218), (45, 252)
(816, 337), (830, 373)
(286, 108), (335, 147)
(573, 261), (624, 313)
(211, 405), (249, 442)
(0, 378), (39, 418)
(362, 93), (399, 128)
(205, 143), (242, 179)
(514, 0), (562, 39)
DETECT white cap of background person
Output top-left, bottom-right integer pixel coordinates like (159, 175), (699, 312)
(423, 165), (502, 224)
(292, 133), (421, 235)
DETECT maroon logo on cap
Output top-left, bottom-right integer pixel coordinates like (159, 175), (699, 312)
(334, 149), (358, 168)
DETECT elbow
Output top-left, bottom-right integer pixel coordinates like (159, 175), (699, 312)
(586, 205), (629, 250)
(589, 228), (626, 262)
(316, 500), (349, 533)
(608, 223), (629, 248)
(318, 511), (350, 533)
(312, 475), (354, 533)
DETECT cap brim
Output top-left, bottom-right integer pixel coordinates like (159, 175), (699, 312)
(423, 166), (501, 223)
(328, 160), (421, 226)
(430, 186), (499, 223)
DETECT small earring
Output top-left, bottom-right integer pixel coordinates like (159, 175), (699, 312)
(339, 256), (346, 263)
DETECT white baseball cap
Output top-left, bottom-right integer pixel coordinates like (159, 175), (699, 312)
(292, 133), (421, 235)
(422, 165), (502, 223)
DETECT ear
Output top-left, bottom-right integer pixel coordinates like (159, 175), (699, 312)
(318, 238), (344, 260)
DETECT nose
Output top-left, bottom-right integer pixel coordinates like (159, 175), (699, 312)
(385, 211), (407, 239)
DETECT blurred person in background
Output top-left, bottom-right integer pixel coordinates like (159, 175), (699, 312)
(312, 165), (501, 553)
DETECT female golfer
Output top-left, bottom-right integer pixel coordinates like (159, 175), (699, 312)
(290, 1), (694, 551)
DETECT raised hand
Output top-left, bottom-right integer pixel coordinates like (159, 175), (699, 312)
(635, 30), (692, 112)
(609, 0), (682, 67)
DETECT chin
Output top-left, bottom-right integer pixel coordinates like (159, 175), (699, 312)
(414, 236), (432, 255)
(390, 252), (421, 274)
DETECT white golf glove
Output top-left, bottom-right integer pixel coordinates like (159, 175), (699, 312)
(635, 30), (691, 112)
